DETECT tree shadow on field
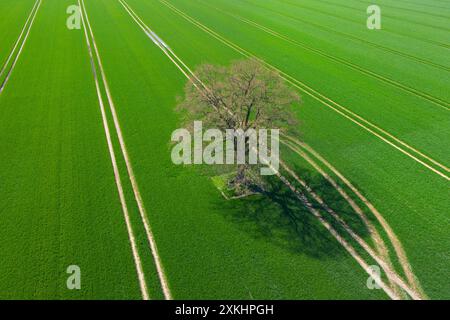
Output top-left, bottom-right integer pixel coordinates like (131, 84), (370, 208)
(215, 165), (371, 259)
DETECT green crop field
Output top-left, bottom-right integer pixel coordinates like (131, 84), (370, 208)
(0, 0), (448, 301)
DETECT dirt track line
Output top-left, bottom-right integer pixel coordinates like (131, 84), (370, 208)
(280, 141), (386, 247)
(278, 169), (401, 299)
(280, 140), (396, 282)
(0, 0), (39, 81)
(78, 0), (149, 300)
(283, 135), (427, 297)
(122, 0), (419, 299)
(201, 3), (450, 111)
(281, 137), (425, 297)
(159, 0), (450, 181)
(279, 159), (422, 299)
(81, 0), (172, 300)
(0, 0), (41, 95)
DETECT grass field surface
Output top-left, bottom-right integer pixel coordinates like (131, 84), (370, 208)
(0, 0), (448, 300)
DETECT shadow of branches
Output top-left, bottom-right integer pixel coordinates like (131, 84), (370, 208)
(214, 165), (371, 259)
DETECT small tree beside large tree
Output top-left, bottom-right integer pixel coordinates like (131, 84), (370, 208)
(176, 59), (301, 195)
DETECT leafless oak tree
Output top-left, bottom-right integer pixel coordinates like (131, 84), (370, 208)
(177, 59), (301, 194)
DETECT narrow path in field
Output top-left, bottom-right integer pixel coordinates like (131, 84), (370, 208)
(78, 0), (149, 300)
(275, 166), (401, 299)
(278, 159), (424, 300)
(278, 138), (388, 258)
(280, 135), (426, 297)
(288, 137), (427, 297)
(0, 0), (41, 95)
(280, 138), (400, 294)
(240, 0), (450, 71)
(80, 0), (172, 300)
(119, 0), (424, 299)
(197, 0), (450, 111)
(158, 0), (450, 182)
